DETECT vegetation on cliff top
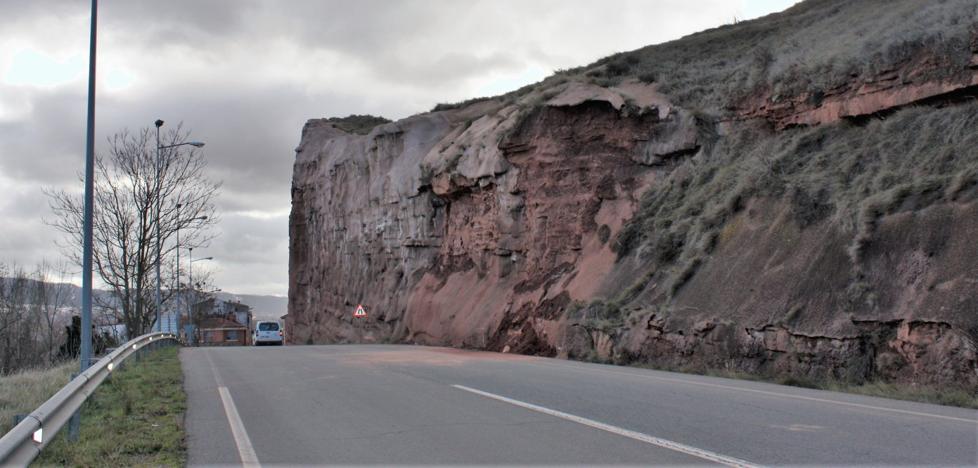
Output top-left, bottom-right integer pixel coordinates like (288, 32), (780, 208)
(326, 114), (392, 135)
(583, 0), (977, 113)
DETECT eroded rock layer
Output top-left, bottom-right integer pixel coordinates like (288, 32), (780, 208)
(290, 83), (683, 348)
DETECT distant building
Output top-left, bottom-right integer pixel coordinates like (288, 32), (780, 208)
(192, 297), (254, 346)
(197, 316), (249, 346)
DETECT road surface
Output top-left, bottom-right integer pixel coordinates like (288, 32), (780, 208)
(181, 345), (977, 466)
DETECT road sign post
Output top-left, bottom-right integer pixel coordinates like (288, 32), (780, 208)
(353, 304), (367, 341)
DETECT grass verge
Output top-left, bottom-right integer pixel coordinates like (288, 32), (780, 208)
(631, 362), (978, 409)
(0, 362), (75, 435)
(822, 380), (978, 409)
(34, 346), (187, 467)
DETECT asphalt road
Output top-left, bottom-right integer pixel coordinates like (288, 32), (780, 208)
(181, 345), (978, 466)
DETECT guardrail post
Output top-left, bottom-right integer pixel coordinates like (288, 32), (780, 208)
(68, 410), (81, 442)
(67, 373), (81, 442)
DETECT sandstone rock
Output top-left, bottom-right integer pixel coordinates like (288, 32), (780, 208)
(736, 44), (978, 129)
(289, 80), (664, 351)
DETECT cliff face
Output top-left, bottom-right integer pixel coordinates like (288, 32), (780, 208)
(289, 84), (681, 348)
(290, 0), (978, 391)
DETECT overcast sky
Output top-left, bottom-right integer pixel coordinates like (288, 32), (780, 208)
(0, 0), (797, 296)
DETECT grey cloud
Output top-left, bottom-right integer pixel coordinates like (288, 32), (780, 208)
(0, 86), (89, 185)
(192, 212), (288, 295)
(206, 213), (287, 265)
(0, 213), (64, 268)
(93, 1), (571, 90)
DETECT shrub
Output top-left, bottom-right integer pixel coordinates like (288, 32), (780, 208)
(325, 115), (391, 135)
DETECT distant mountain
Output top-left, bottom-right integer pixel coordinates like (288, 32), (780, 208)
(1, 277), (286, 321)
(214, 292), (287, 321)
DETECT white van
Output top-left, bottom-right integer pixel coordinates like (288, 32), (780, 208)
(252, 321), (283, 346)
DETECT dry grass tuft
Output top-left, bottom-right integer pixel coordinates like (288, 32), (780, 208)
(616, 102), (978, 309)
(0, 362), (74, 435)
(584, 0), (977, 114)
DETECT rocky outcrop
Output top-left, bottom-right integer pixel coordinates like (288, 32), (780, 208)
(599, 198), (978, 388)
(736, 28), (978, 129)
(290, 0), (978, 392)
(289, 82), (697, 348)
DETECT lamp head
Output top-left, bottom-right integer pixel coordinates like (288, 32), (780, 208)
(188, 141), (205, 148)
(155, 119), (164, 128)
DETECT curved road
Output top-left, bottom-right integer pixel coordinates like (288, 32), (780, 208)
(181, 345), (977, 466)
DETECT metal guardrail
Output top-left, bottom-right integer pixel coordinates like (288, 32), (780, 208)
(0, 332), (179, 466)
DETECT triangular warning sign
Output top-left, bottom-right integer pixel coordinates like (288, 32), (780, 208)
(353, 304), (367, 318)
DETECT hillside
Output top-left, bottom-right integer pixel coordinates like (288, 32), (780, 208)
(0, 278), (286, 322)
(288, 0), (978, 393)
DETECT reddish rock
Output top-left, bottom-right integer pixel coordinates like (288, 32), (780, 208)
(737, 43), (978, 129)
(288, 83), (679, 353)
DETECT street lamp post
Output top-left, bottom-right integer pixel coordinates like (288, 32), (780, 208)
(188, 250), (214, 299)
(153, 119), (204, 332)
(176, 202), (180, 331)
(71, 0), (97, 443)
(187, 248), (213, 345)
(80, 0), (97, 372)
(176, 208), (207, 332)
(188, 247), (191, 321)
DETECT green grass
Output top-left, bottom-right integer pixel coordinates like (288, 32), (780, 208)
(324, 114), (392, 135)
(823, 381), (978, 409)
(583, 0), (977, 114)
(614, 101), (978, 307)
(629, 361), (978, 409)
(34, 346), (187, 467)
(0, 362), (74, 435)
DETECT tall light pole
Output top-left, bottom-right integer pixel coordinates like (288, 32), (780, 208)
(189, 251), (214, 301)
(70, 0), (97, 443)
(188, 248), (213, 345)
(176, 208), (208, 328)
(153, 118), (203, 332)
(176, 202), (181, 329)
(80, 0), (97, 371)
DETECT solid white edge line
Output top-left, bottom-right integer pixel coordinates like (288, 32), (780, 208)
(452, 384), (760, 468)
(206, 350), (260, 468)
(218, 386), (261, 468)
(522, 360), (978, 424)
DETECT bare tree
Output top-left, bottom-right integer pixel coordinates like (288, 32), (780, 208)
(185, 269), (218, 345)
(0, 263), (31, 373)
(48, 125), (219, 338)
(33, 261), (73, 364)
(0, 262), (69, 373)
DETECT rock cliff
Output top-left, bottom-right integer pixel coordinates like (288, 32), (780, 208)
(290, 0), (978, 392)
